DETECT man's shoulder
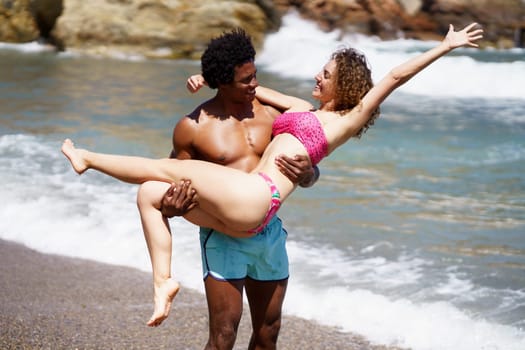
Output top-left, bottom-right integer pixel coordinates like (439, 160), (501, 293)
(179, 97), (281, 127)
(174, 101), (217, 133)
(184, 100), (213, 122)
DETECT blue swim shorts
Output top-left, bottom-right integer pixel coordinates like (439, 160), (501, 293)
(199, 216), (289, 281)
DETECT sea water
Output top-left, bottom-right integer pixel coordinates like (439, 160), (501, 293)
(1, 12), (524, 350)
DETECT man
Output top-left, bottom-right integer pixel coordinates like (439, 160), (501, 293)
(155, 29), (318, 349)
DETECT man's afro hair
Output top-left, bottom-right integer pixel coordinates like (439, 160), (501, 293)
(201, 28), (256, 89)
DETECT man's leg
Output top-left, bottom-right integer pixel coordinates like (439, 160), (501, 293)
(204, 277), (244, 350)
(245, 278), (288, 350)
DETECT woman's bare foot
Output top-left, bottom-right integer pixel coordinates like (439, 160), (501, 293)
(147, 278), (180, 327)
(61, 139), (89, 174)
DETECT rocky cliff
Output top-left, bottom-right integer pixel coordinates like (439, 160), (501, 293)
(1, 0), (524, 59)
(0, 0), (281, 58)
(275, 0), (525, 49)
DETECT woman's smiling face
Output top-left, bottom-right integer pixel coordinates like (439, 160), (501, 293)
(312, 59), (337, 107)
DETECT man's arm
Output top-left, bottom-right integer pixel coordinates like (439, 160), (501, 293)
(160, 117), (198, 218)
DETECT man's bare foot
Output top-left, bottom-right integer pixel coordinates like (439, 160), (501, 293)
(147, 278), (180, 327)
(61, 139), (88, 174)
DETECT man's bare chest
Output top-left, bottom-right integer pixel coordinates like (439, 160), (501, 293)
(193, 120), (272, 166)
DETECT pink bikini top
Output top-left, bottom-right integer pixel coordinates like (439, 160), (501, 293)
(272, 111), (328, 166)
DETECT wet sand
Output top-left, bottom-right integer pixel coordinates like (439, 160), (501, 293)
(0, 239), (405, 349)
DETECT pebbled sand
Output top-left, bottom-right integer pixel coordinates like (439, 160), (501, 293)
(0, 239), (406, 350)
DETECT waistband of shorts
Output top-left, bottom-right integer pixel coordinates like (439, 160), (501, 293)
(199, 215), (281, 236)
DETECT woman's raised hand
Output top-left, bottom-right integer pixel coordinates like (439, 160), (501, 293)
(444, 22), (484, 49)
(186, 74), (207, 93)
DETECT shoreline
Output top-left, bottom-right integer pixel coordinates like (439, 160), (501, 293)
(0, 239), (405, 349)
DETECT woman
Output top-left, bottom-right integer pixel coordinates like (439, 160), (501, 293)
(62, 22), (482, 323)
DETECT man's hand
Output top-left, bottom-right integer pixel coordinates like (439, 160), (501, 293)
(160, 180), (198, 218)
(274, 154), (319, 188)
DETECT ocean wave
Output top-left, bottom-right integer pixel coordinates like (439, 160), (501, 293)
(258, 12), (525, 100)
(0, 41), (56, 53)
(285, 239), (525, 350)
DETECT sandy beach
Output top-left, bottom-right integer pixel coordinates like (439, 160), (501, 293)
(0, 239), (406, 350)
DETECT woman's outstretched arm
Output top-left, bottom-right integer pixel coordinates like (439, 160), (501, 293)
(346, 23), (483, 132)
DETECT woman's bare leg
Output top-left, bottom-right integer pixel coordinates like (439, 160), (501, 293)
(61, 138), (175, 184)
(61, 138), (273, 233)
(137, 181), (180, 327)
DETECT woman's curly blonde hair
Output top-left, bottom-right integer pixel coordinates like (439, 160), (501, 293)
(331, 47), (380, 138)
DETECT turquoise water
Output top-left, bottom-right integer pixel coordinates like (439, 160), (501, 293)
(1, 15), (524, 350)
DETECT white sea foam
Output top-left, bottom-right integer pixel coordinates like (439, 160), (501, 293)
(258, 12), (525, 100)
(0, 134), (204, 292)
(285, 239), (525, 350)
(0, 41), (56, 53)
(284, 284), (525, 350)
